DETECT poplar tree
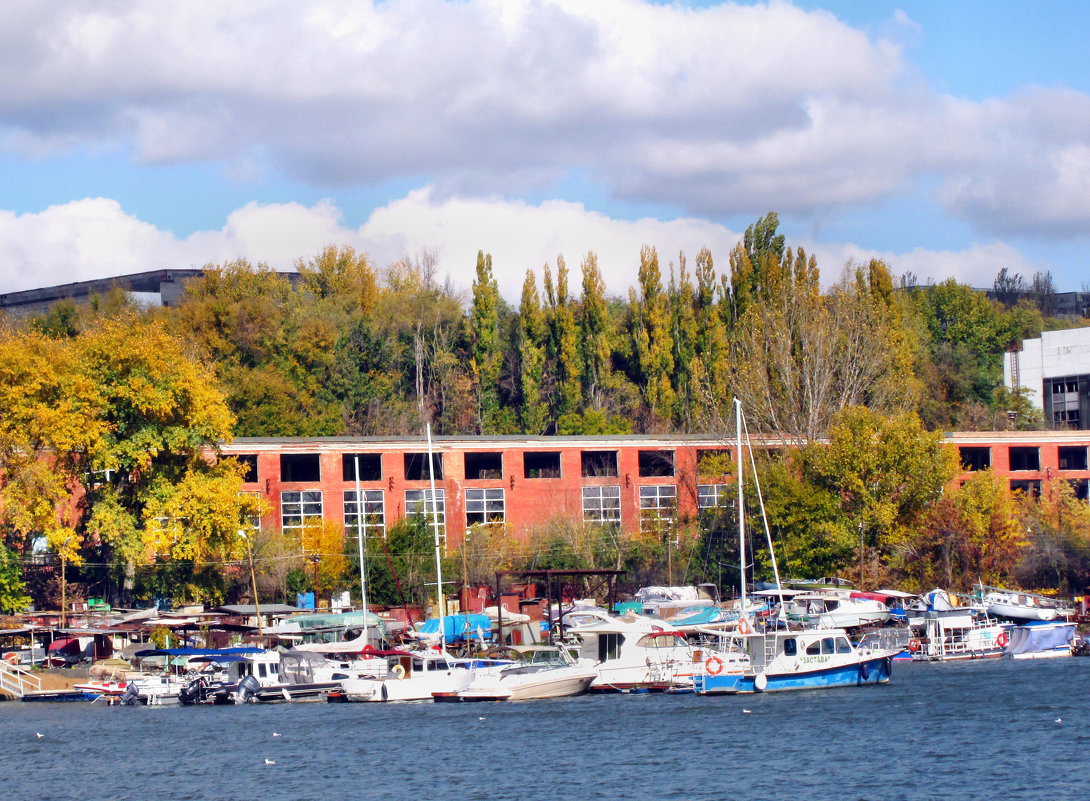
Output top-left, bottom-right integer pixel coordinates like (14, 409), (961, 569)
(517, 268), (549, 434)
(669, 252), (698, 431)
(691, 247), (729, 427)
(629, 246), (675, 425)
(470, 250), (502, 433)
(580, 251), (612, 410)
(545, 255), (581, 417)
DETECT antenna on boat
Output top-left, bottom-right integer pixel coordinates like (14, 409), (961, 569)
(740, 408), (789, 630)
(353, 454), (368, 647)
(426, 423), (446, 652)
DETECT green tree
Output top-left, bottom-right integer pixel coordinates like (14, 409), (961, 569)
(470, 251), (502, 433)
(517, 268), (549, 434)
(670, 253), (698, 431)
(0, 543), (31, 614)
(803, 406), (958, 586)
(628, 246), (675, 427)
(544, 256), (581, 417)
(580, 252), (612, 411)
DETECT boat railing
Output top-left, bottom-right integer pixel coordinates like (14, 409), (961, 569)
(0, 660), (42, 698)
(857, 628), (911, 654)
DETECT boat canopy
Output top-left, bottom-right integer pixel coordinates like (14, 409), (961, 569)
(133, 647), (264, 658)
(418, 614), (493, 642)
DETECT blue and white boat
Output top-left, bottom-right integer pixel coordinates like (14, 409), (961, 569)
(693, 400), (900, 695)
(694, 628), (898, 694)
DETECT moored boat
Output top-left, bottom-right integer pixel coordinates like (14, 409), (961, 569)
(435, 645), (597, 702)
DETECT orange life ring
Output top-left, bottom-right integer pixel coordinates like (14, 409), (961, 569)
(361, 644), (376, 660)
(908, 638), (920, 653)
(737, 618), (751, 635)
(996, 631), (1008, 648)
(705, 656), (724, 676)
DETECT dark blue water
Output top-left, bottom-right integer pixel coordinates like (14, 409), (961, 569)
(3, 658), (1089, 801)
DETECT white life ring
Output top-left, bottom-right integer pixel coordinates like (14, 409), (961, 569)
(390, 663), (406, 679)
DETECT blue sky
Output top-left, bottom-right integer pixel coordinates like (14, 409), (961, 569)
(1, 0), (1088, 301)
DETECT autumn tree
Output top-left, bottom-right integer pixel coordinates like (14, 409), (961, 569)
(907, 471), (1024, 591)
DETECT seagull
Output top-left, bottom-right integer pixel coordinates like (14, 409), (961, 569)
(478, 716), (486, 721)
(272, 732), (282, 737)
(35, 733), (44, 738)
(264, 759), (276, 766)
(742, 709), (752, 714)
(1056, 718), (1063, 724)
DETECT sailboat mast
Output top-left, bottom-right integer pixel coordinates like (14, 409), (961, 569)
(354, 455), (368, 646)
(736, 398), (747, 610)
(426, 423), (446, 651)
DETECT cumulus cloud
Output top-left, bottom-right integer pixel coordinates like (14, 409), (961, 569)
(0, 191), (1043, 305)
(2, 1), (1086, 238)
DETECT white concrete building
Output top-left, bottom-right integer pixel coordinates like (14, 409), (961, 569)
(1005, 327), (1090, 428)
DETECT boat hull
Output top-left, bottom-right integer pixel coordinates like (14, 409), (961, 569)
(697, 655), (892, 694)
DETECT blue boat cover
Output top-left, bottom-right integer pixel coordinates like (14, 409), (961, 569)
(418, 614), (493, 641)
(133, 647), (264, 658)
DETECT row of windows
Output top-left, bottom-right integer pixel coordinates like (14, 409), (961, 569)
(278, 484), (733, 537)
(1008, 478), (1089, 500)
(959, 445), (1090, 472)
(237, 449), (739, 484)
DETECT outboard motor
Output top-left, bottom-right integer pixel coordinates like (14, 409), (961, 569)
(235, 674), (261, 704)
(181, 676), (206, 705)
(120, 683), (141, 706)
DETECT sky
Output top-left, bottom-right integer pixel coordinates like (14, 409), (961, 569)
(2, 0), (1089, 303)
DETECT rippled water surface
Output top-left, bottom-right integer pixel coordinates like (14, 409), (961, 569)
(3, 658), (1089, 801)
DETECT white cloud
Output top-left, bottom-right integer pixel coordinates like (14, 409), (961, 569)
(0, 192), (1046, 305)
(2, 2), (1088, 238)
(358, 187), (742, 300)
(809, 239), (1042, 290)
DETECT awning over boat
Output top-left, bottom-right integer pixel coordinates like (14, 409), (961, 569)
(417, 614), (493, 641)
(133, 646), (264, 658)
(48, 637), (82, 653)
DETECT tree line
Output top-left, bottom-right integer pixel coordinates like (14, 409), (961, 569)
(2, 212), (1088, 615)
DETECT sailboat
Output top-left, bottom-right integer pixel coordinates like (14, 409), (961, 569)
(694, 400), (901, 694)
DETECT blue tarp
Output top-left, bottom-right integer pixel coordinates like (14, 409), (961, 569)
(133, 647), (264, 658)
(418, 614), (493, 642)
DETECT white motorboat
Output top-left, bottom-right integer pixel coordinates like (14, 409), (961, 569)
(435, 646), (597, 702)
(565, 609), (735, 692)
(334, 649), (477, 702)
(786, 593), (890, 629)
(983, 587), (1067, 622)
(911, 608), (1012, 661)
(118, 674), (188, 705)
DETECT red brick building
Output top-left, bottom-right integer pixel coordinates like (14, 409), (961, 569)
(221, 430), (1090, 546)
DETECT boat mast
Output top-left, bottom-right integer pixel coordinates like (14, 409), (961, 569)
(736, 398), (747, 614)
(426, 423), (446, 651)
(353, 455), (368, 646)
(741, 409), (788, 628)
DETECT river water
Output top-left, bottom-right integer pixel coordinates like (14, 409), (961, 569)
(3, 657), (1088, 801)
